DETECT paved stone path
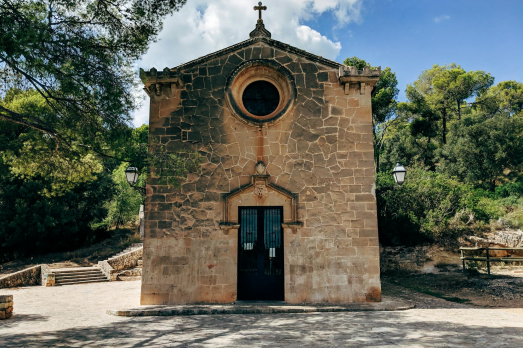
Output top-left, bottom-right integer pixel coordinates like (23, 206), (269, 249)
(1, 281), (523, 347)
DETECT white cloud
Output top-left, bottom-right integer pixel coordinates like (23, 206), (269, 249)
(434, 15), (451, 23)
(132, 0), (364, 127)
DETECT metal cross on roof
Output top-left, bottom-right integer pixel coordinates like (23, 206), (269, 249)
(254, 2), (267, 21)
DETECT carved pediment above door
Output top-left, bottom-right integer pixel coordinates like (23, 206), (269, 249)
(220, 162), (302, 234)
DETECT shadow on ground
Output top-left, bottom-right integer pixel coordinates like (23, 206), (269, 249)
(1, 311), (522, 347)
(0, 314), (49, 329)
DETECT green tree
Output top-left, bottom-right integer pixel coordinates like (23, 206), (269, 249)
(1, 89), (104, 193)
(444, 70), (494, 119)
(475, 80), (523, 117)
(407, 64), (493, 144)
(0, 170), (115, 262)
(0, 0), (186, 157)
(438, 114), (523, 190)
(379, 99), (440, 172)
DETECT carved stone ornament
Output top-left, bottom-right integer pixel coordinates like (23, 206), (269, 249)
(254, 179), (268, 197)
(338, 65), (381, 95)
(255, 161), (267, 175)
(140, 67), (183, 102)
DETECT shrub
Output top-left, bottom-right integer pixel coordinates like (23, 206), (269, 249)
(378, 167), (493, 246)
(0, 173), (115, 262)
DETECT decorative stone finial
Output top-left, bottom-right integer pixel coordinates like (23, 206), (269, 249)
(249, 2), (271, 38)
(255, 161), (266, 175)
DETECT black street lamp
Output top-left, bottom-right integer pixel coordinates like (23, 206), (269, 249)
(125, 166), (146, 196)
(125, 166), (146, 240)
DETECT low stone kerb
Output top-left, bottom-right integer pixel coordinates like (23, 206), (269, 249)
(108, 297), (413, 317)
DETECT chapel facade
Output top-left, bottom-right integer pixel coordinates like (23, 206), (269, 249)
(140, 4), (382, 305)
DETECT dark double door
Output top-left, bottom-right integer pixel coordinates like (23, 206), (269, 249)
(237, 207), (284, 301)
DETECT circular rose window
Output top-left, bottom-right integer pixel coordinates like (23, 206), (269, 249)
(226, 60), (296, 125)
(242, 80), (280, 116)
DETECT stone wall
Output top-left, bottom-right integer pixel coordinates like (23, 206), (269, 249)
(380, 247), (429, 274)
(99, 247), (143, 281)
(0, 265), (41, 289)
(142, 39), (381, 305)
(0, 295), (13, 320)
(108, 248), (143, 272)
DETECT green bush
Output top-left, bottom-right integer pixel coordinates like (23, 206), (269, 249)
(378, 166), (523, 247)
(0, 173), (115, 262)
(377, 168), (488, 246)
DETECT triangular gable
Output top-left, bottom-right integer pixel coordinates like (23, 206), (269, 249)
(170, 37), (342, 72)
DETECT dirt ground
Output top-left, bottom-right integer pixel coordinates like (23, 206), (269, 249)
(383, 265), (523, 308)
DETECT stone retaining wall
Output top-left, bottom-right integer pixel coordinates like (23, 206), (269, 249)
(99, 247), (143, 281)
(0, 295), (13, 319)
(0, 265), (41, 289)
(109, 248), (143, 272)
(380, 246), (462, 274)
(380, 247), (429, 274)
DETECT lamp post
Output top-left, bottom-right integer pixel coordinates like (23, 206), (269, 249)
(376, 162), (407, 196)
(392, 162), (407, 186)
(125, 166), (146, 196)
(125, 166), (146, 240)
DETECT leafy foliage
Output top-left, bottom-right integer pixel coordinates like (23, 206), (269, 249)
(0, 0), (186, 159)
(0, 172), (115, 262)
(101, 163), (144, 229)
(438, 114), (523, 189)
(377, 167), (504, 246)
(377, 62), (522, 246)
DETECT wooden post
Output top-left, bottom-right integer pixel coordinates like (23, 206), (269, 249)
(486, 246), (490, 275)
(461, 249), (465, 273)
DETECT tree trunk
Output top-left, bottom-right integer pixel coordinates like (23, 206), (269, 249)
(457, 99), (461, 120)
(442, 108), (447, 145)
(375, 151), (380, 173)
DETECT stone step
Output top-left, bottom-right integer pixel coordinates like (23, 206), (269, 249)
(56, 277), (109, 286)
(55, 272), (105, 280)
(54, 269), (101, 275)
(56, 275), (107, 282)
(53, 267), (100, 274)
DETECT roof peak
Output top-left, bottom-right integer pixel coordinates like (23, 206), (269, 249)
(249, 21), (271, 39)
(250, 2), (271, 39)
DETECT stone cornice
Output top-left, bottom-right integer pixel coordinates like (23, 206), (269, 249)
(139, 67), (183, 101)
(338, 65), (382, 95)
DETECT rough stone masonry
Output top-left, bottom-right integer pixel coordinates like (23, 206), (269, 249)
(139, 7), (382, 305)
(0, 295), (13, 320)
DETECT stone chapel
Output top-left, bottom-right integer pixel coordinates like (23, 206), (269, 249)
(139, 3), (382, 305)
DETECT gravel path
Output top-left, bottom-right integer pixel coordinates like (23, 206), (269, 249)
(1, 280), (523, 347)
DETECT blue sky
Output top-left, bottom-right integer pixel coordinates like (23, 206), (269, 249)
(133, 0), (523, 125)
(304, 0), (523, 101)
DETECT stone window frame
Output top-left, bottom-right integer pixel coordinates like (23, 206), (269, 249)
(225, 59), (297, 126)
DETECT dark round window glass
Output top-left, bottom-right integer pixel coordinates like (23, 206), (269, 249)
(242, 81), (280, 116)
